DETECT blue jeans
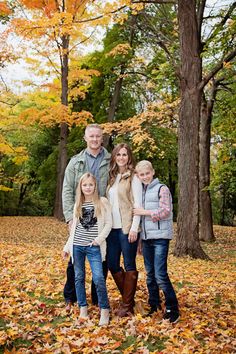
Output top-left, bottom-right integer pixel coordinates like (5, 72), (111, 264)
(73, 245), (109, 309)
(142, 239), (179, 312)
(107, 228), (138, 273)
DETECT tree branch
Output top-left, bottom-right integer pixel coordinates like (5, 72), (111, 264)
(206, 2), (236, 44)
(197, 0), (206, 36)
(199, 48), (236, 89)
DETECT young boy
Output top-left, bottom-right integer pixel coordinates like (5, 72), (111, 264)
(133, 160), (179, 323)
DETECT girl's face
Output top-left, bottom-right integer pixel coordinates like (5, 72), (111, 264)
(115, 147), (129, 170)
(81, 177), (96, 198)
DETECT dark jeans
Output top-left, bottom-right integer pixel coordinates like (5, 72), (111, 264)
(142, 239), (179, 312)
(106, 228), (138, 273)
(63, 257), (108, 304)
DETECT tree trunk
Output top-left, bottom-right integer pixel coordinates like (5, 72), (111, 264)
(174, 0), (208, 259)
(199, 93), (215, 242)
(54, 35), (69, 220)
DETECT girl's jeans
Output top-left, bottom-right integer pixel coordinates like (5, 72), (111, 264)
(73, 245), (109, 309)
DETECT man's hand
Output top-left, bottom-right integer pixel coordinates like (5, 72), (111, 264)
(137, 239), (142, 255)
(128, 230), (138, 243)
(62, 251), (69, 260)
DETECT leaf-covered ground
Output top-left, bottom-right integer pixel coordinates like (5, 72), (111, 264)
(0, 217), (235, 353)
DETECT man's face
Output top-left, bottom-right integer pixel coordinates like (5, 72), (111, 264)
(137, 167), (154, 185)
(84, 128), (103, 151)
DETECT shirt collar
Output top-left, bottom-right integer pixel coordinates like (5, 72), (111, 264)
(85, 147), (104, 158)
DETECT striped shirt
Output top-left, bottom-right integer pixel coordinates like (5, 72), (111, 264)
(150, 186), (171, 221)
(73, 202), (98, 246)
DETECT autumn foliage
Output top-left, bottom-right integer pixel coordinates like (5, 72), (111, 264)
(0, 217), (235, 353)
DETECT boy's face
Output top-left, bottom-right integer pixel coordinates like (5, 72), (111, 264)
(137, 167), (154, 185)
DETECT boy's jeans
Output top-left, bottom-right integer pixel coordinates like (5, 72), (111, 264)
(73, 245), (109, 309)
(142, 239), (179, 312)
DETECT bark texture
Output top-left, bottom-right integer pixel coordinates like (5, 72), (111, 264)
(54, 35), (69, 220)
(174, 0), (208, 259)
(199, 93), (215, 242)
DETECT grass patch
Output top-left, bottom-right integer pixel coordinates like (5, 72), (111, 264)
(117, 335), (167, 352)
(0, 318), (7, 330)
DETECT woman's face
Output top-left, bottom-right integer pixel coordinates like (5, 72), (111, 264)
(81, 177), (96, 197)
(115, 147), (129, 170)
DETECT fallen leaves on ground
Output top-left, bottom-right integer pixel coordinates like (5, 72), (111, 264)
(0, 217), (235, 353)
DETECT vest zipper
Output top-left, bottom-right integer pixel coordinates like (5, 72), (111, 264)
(143, 186), (147, 239)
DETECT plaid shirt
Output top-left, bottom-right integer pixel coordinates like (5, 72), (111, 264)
(150, 186), (171, 221)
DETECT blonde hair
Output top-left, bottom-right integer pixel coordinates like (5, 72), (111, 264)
(135, 160), (154, 173)
(85, 124), (103, 136)
(75, 173), (102, 218)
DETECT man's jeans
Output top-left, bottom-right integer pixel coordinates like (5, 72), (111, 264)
(107, 228), (138, 273)
(73, 245), (109, 309)
(142, 239), (179, 311)
(63, 258), (77, 304)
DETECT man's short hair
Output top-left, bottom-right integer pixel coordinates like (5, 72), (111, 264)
(85, 124), (103, 135)
(135, 160), (154, 172)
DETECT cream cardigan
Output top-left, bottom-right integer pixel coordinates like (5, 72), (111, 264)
(63, 197), (112, 262)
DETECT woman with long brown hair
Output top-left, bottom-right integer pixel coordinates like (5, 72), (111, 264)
(106, 143), (142, 317)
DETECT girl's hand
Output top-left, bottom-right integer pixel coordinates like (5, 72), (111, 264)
(128, 230), (138, 243)
(89, 240), (99, 247)
(67, 219), (73, 231)
(62, 251), (69, 260)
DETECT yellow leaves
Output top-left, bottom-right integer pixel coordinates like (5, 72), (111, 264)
(102, 99), (179, 157)
(223, 61), (232, 69)
(106, 43), (132, 58)
(19, 104), (93, 128)
(0, 218), (236, 352)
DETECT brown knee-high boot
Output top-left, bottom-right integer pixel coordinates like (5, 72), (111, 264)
(117, 270), (138, 317)
(112, 268), (125, 295)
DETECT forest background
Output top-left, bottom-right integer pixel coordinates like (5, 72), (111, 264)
(0, 1), (235, 352)
(0, 0), (235, 259)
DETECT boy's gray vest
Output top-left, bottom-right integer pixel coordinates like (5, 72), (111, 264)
(140, 178), (173, 240)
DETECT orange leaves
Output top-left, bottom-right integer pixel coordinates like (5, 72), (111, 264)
(0, 1), (11, 16)
(19, 104), (93, 127)
(102, 99), (179, 157)
(0, 218), (235, 352)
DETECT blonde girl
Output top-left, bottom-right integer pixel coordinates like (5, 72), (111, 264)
(63, 173), (112, 326)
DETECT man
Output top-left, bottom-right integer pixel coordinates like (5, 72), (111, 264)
(62, 124), (111, 311)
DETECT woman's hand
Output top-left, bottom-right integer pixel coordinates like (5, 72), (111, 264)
(133, 207), (150, 216)
(128, 230), (138, 243)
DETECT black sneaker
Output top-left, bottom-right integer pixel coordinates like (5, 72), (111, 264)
(163, 310), (180, 323)
(145, 305), (161, 317)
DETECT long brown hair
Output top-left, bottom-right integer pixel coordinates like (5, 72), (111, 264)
(109, 143), (135, 186)
(75, 173), (102, 218)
